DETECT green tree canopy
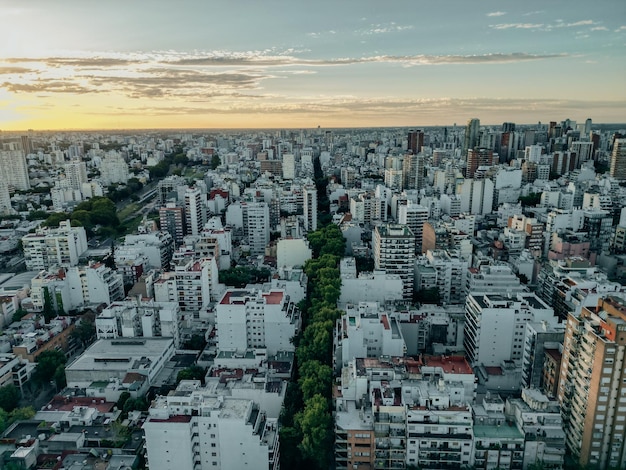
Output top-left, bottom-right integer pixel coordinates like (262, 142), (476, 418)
(0, 384), (20, 412)
(34, 350), (67, 384)
(297, 320), (334, 365)
(176, 365), (207, 384)
(298, 361), (332, 402)
(296, 394), (333, 469)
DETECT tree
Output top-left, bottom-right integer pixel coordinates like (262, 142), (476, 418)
(183, 334), (207, 351)
(12, 307), (28, 323)
(296, 394), (333, 469)
(297, 320), (334, 364)
(0, 384), (20, 412)
(298, 361), (332, 402)
(42, 287), (55, 322)
(176, 365), (207, 384)
(34, 350), (67, 384)
(210, 155), (221, 170)
(8, 406), (35, 423)
(518, 193), (542, 207)
(71, 313), (97, 347)
(279, 425), (303, 469)
(116, 391), (131, 411)
(415, 287), (441, 305)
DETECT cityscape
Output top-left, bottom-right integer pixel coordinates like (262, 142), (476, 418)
(1, 1), (626, 470)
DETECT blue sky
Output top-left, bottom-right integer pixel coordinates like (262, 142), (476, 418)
(0, 0), (624, 129)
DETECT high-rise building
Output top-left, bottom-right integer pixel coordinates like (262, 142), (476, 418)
(610, 138), (626, 180)
(373, 224), (415, 299)
(216, 288), (300, 355)
(463, 293), (554, 367)
(402, 153), (425, 190)
(407, 129), (424, 154)
(282, 153), (295, 180)
(22, 220), (88, 270)
(463, 118), (480, 155)
(159, 204), (185, 246)
(99, 151), (129, 185)
(465, 147), (495, 178)
(0, 141), (30, 191)
(398, 202), (429, 255)
(63, 161), (88, 190)
(153, 256), (218, 322)
(558, 296), (626, 468)
(0, 179), (11, 215)
(303, 186), (317, 232)
(144, 384), (280, 470)
(184, 186), (206, 236)
(246, 201), (270, 255)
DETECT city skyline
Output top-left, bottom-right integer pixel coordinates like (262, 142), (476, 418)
(1, 0), (625, 131)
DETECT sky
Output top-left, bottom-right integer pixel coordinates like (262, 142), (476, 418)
(0, 0), (625, 130)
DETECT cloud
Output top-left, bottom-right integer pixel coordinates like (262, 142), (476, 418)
(2, 80), (96, 94)
(487, 12), (506, 17)
(359, 23), (414, 35)
(590, 26), (609, 31)
(0, 66), (33, 74)
(167, 52), (567, 67)
(84, 69), (269, 98)
(490, 23), (544, 30)
(86, 97), (626, 119)
(615, 25), (626, 32)
(491, 19), (601, 32)
(0, 51), (570, 102)
(44, 57), (138, 68)
(5, 57), (138, 68)
(555, 20), (595, 28)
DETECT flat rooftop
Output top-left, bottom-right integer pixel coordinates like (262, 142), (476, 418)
(66, 338), (173, 373)
(423, 355), (473, 375)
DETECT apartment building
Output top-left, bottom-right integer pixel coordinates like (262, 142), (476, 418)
(374, 224), (415, 300)
(22, 221), (88, 271)
(143, 381), (279, 470)
(557, 296), (626, 468)
(216, 289), (300, 355)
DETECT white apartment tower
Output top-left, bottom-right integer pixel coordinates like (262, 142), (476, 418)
(463, 293), (554, 367)
(398, 202), (429, 255)
(22, 220), (88, 270)
(245, 202), (270, 255)
(99, 151), (129, 185)
(374, 224), (415, 300)
(0, 179), (11, 215)
(143, 382), (279, 470)
(303, 186), (318, 232)
(216, 288), (300, 355)
(0, 142), (30, 191)
(63, 161), (88, 190)
(185, 186), (207, 236)
(282, 153), (295, 179)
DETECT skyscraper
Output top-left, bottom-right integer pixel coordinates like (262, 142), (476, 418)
(610, 138), (626, 180)
(407, 129), (424, 154)
(558, 296), (626, 468)
(303, 186), (318, 232)
(463, 118), (480, 155)
(402, 153), (425, 190)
